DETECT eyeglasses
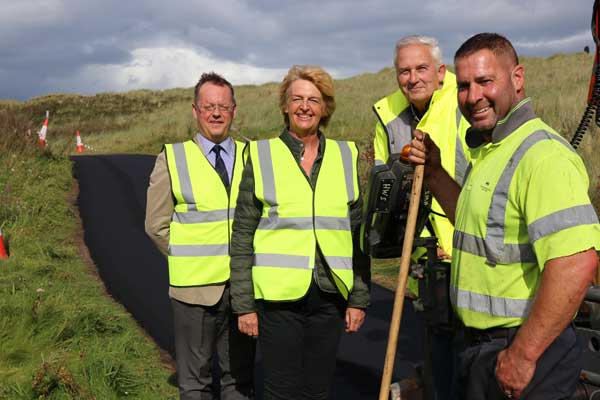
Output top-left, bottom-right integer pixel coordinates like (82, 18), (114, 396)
(196, 103), (235, 113)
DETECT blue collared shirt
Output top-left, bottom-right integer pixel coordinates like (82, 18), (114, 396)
(197, 133), (234, 184)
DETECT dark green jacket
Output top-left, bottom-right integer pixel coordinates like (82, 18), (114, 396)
(230, 129), (371, 313)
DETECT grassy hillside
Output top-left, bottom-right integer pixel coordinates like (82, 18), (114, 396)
(0, 52), (599, 398)
(8, 52), (600, 200)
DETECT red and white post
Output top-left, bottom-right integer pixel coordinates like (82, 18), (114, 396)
(75, 130), (85, 153)
(38, 110), (49, 147)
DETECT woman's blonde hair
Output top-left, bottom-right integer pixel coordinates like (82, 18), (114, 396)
(279, 65), (336, 128)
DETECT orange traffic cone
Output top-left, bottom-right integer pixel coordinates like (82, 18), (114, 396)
(75, 131), (85, 153)
(0, 228), (8, 259)
(38, 110), (49, 147)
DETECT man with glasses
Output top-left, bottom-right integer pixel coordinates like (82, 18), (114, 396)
(145, 72), (255, 399)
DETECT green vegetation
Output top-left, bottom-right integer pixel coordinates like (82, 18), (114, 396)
(0, 114), (177, 397)
(1, 52), (599, 397)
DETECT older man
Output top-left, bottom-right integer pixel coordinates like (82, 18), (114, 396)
(373, 35), (469, 259)
(145, 72), (255, 400)
(409, 33), (600, 400)
(372, 35), (470, 399)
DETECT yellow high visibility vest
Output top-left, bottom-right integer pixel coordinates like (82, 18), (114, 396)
(165, 139), (244, 287)
(249, 137), (359, 301)
(452, 99), (600, 329)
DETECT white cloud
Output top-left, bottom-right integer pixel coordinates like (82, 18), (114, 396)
(0, 0), (594, 99)
(43, 46), (288, 95)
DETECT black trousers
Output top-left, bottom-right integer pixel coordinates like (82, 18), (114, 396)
(171, 287), (256, 400)
(256, 281), (346, 400)
(452, 324), (582, 400)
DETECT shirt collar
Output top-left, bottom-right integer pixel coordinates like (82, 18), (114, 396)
(279, 128), (325, 160)
(196, 133), (234, 156)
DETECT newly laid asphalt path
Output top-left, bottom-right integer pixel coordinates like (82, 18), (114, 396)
(71, 154), (425, 399)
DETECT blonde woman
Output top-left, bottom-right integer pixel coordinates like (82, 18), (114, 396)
(230, 65), (370, 399)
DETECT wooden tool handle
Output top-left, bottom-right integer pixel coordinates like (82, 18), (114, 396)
(378, 164), (425, 400)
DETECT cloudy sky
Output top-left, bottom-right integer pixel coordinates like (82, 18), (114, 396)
(1, 0), (595, 100)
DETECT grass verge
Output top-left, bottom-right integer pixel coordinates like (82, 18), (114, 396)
(0, 150), (177, 399)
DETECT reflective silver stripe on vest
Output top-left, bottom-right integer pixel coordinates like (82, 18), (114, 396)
(374, 159), (384, 166)
(172, 143), (197, 211)
(259, 216), (312, 230)
(454, 107), (468, 187)
(336, 140), (356, 202)
(450, 286), (533, 318)
(255, 139), (352, 232)
(259, 215), (350, 231)
(168, 244), (229, 257)
(455, 129), (577, 265)
(485, 130), (572, 264)
(253, 253), (311, 269)
(316, 215), (351, 230)
(257, 140), (278, 218)
(528, 204), (599, 243)
(386, 107), (413, 154)
(324, 256), (353, 270)
(453, 231), (537, 264)
(172, 208), (235, 224)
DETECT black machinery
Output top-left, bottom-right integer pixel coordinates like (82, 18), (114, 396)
(361, 152), (452, 330)
(571, 0), (600, 149)
(361, 153), (431, 259)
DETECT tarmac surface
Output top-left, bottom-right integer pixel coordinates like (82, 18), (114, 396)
(71, 154), (425, 399)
